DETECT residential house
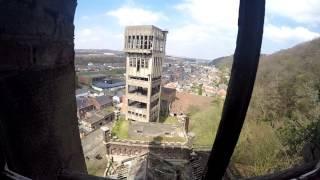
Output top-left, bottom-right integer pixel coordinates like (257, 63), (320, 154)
(90, 95), (113, 110)
(76, 97), (95, 119)
(81, 111), (115, 131)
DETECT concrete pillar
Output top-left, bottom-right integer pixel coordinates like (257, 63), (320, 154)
(0, 0), (87, 179)
(142, 35), (145, 49)
(124, 33), (127, 49)
(147, 78), (152, 121)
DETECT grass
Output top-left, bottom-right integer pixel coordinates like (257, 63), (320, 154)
(86, 158), (108, 176)
(111, 116), (186, 143)
(188, 98), (224, 148)
(231, 120), (300, 177)
(111, 117), (129, 139)
(187, 97), (296, 176)
(159, 116), (179, 124)
(101, 106), (114, 114)
(161, 136), (186, 142)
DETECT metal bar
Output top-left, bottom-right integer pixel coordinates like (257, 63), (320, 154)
(203, 0), (265, 179)
(58, 170), (115, 180)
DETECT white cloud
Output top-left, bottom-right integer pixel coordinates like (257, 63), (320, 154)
(176, 0), (239, 30)
(75, 27), (123, 50)
(264, 24), (319, 42)
(75, 0), (320, 58)
(171, 0), (320, 58)
(267, 0), (320, 24)
(167, 24), (237, 59)
(167, 0), (239, 58)
(107, 6), (167, 26)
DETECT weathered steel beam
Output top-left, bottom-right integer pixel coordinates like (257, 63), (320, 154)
(203, 0), (265, 179)
(58, 170), (115, 180)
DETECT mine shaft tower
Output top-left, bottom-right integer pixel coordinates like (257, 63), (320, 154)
(124, 25), (168, 122)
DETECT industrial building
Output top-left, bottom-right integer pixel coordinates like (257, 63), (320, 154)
(124, 25), (168, 122)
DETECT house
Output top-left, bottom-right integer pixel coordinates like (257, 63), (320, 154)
(89, 95), (113, 110)
(202, 85), (217, 96)
(76, 97), (95, 119)
(81, 111), (115, 131)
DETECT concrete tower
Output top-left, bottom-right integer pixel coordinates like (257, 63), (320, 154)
(124, 25), (168, 122)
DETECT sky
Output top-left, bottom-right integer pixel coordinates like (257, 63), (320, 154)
(74, 0), (320, 59)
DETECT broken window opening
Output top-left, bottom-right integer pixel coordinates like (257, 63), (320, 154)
(137, 58), (140, 72)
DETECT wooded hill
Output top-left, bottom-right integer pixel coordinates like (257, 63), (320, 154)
(211, 38), (320, 176)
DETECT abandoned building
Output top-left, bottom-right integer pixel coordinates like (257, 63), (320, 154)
(124, 25), (168, 122)
(105, 152), (189, 180)
(81, 111), (115, 132)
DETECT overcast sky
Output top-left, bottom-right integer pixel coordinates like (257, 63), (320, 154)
(75, 0), (320, 59)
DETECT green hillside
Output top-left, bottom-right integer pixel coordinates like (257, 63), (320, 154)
(209, 55), (233, 70)
(212, 38), (320, 176)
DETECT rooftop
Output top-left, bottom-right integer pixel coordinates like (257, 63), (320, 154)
(112, 119), (187, 143)
(125, 25), (167, 33)
(76, 97), (93, 109)
(92, 79), (125, 89)
(95, 95), (113, 105)
(82, 113), (104, 124)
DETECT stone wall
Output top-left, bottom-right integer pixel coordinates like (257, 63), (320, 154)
(0, 0), (86, 179)
(106, 141), (191, 160)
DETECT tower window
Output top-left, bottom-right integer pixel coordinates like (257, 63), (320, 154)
(137, 58), (140, 72)
(132, 58), (136, 67)
(128, 36), (131, 48)
(136, 36), (140, 48)
(144, 36), (148, 49)
(132, 36), (136, 49)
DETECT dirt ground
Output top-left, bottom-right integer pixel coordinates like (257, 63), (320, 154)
(171, 92), (214, 114)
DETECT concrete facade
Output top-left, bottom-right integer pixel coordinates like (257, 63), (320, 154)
(124, 25), (168, 122)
